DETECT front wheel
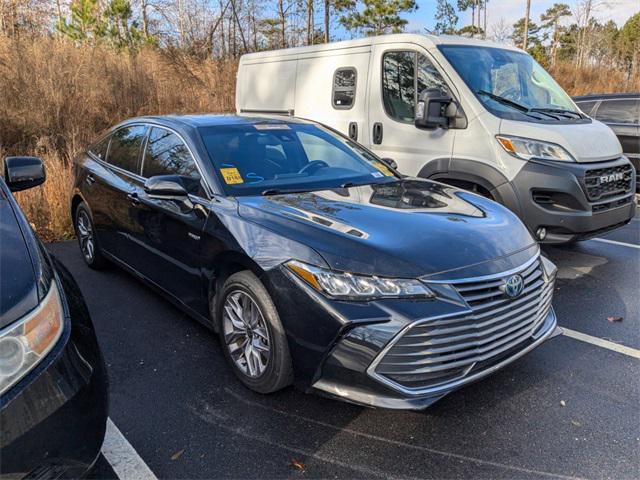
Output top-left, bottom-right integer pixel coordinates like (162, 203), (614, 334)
(216, 271), (293, 394)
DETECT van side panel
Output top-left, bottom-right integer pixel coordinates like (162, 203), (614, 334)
(237, 59), (297, 113)
(294, 50), (371, 144)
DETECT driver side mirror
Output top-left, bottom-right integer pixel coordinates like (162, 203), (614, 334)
(381, 157), (398, 170)
(414, 88), (456, 130)
(3, 156), (46, 192)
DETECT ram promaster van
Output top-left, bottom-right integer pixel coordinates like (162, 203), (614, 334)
(236, 34), (637, 243)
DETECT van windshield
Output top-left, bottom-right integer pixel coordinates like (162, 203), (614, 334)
(438, 45), (585, 122)
(199, 123), (399, 196)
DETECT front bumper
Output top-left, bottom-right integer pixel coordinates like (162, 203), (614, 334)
(266, 254), (559, 410)
(0, 262), (108, 479)
(504, 156), (636, 243)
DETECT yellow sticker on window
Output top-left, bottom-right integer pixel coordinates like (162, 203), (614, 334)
(373, 162), (394, 177)
(220, 167), (244, 185)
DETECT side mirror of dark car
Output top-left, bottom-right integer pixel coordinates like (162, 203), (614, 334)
(414, 88), (455, 130)
(381, 157), (398, 170)
(144, 175), (189, 199)
(3, 157), (46, 192)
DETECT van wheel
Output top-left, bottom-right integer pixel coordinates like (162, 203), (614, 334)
(74, 202), (107, 269)
(216, 271), (293, 394)
(438, 178), (494, 200)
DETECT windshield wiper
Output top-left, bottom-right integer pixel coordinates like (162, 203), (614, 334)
(530, 107), (583, 119)
(261, 187), (319, 196)
(476, 90), (530, 113)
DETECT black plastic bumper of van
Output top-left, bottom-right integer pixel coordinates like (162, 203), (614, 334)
(504, 156), (636, 243)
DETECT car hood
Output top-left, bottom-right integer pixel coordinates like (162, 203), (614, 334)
(236, 179), (537, 279)
(500, 117), (623, 163)
(0, 195), (39, 328)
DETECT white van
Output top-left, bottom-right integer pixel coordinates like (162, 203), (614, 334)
(236, 34), (636, 243)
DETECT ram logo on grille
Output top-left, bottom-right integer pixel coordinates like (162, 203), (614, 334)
(599, 172), (624, 184)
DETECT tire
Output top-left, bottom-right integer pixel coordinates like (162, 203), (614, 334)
(216, 271), (293, 394)
(74, 202), (107, 270)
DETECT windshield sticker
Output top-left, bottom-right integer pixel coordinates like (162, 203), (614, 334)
(254, 124), (291, 130)
(372, 162), (395, 177)
(371, 172), (384, 178)
(220, 167), (244, 184)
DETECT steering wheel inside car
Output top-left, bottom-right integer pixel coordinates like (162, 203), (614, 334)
(298, 160), (329, 175)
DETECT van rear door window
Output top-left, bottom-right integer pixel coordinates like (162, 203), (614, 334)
(333, 68), (357, 109)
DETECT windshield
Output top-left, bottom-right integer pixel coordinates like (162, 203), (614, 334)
(199, 123), (398, 196)
(438, 45), (582, 122)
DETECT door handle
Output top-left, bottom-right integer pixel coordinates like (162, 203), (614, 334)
(127, 192), (141, 206)
(373, 122), (383, 144)
(85, 173), (96, 185)
(348, 122), (358, 141)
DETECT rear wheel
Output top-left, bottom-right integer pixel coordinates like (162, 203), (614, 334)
(74, 202), (107, 269)
(216, 271), (293, 394)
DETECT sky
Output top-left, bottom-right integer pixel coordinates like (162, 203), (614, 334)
(403, 0), (640, 36)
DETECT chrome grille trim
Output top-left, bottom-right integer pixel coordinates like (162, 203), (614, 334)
(368, 254), (556, 395)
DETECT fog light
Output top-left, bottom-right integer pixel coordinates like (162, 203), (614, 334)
(537, 227), (547, 241)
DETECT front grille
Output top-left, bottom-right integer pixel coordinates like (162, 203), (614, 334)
(584, 164), (634, 201)
(372, 258), (554, 392)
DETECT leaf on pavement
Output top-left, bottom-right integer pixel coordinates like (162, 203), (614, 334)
(290, 459), (306, 473)
(571, 420), (582, 427)
(560, 400), (566, 407)
(171, 449), (185, 461)
(607, 316), (623, 322)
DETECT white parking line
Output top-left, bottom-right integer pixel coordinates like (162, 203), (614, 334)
(102, 418), (158, 480)
(562, 328), (640, 359)
(590, 238), (640, 249)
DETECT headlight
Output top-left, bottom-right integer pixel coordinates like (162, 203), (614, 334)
(0, 282), (64, 396)
(496, 135), (575, 162)
(286, 261), (435, 300)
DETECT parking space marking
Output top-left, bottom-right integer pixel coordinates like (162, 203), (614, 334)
(102, 418), (158, 480)
(590, 238), (640, 249)
(220, 389), (587, 480)
(562, 328), (640, 359)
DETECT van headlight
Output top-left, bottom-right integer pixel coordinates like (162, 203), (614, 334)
(496, 135), (575, 162)
(286, 261), (435, 300)
(0, 282), (64, 395)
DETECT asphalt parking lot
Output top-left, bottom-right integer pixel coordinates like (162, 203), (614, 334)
(48, 214), (640, 480)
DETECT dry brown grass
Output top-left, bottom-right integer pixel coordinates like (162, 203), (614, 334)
(1, 37), (637, 242)
(0, 37), (236, 241)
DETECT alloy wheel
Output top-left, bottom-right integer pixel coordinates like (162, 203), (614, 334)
(222, 290), (271, 378)
(76, 210), (95, 262)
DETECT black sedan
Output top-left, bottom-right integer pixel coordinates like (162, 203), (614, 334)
(574, 93), (640, 190)
(70, 114), (560, 409)
(0, 157), (108, 478)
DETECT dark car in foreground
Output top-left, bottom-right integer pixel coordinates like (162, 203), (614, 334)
(1, 157), (108, 478)
(574, 93), (640, 191)
(70, 114), (560, 409)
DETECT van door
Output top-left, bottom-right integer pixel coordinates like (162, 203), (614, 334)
(367, 45), (455, 177)
(295, 49), (371, 145)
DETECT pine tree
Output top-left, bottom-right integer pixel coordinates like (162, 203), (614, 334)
(434, 0), (458, 34)
(540, 3), (571, 66)
(339, 0), (417, 36)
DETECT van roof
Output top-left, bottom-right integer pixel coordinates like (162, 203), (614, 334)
(239, 33), (521, 62)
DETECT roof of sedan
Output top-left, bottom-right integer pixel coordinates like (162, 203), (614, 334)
(129, 114), (314, 128)
(573, 92), (640, 101)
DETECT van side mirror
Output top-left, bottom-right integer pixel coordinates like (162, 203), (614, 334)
(3, 157), (46, 192)
(415, 88), (455, 130)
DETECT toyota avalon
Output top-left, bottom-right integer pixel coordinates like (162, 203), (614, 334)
(70, 115), (559, 409)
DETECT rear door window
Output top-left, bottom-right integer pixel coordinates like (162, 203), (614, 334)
(108, 125), (148, 174)
(142, 127), (204, 196)
(595, 99), (639, 124)
(333, 68), (357, 109)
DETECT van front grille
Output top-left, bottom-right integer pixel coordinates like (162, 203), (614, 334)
(372, 258), (554, 392)
(584, 164), (634, 201)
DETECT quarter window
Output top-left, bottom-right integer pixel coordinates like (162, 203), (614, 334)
(333, 68), (357, 109)
(142, 127), (204, 195)
(90, 135), (110, 161)
(107, 126), (148, 173)
(382, 51), (448, 123)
